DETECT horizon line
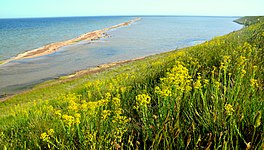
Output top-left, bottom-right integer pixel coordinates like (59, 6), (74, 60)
(0, 14), (249, 19)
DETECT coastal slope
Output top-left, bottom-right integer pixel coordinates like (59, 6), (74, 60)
(234, 16), (264, 25)
(0, 16), (263, 149)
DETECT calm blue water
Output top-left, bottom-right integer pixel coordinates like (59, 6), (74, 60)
(0, 16), (132, 60)
(0, 16), (242, 95)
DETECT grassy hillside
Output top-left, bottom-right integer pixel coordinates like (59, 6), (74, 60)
(234, 16), (264, 26)
(0, 16), (263, 149)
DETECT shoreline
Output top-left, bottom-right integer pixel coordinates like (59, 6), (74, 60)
(0, 17), (243, 101)
(0, 18), (141, 65)
(0, 56), (146, 101)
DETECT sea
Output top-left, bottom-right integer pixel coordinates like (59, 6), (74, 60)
(0, 16), (242, 95)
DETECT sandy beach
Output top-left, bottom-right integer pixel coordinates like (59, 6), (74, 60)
(0, 18), (141, 65)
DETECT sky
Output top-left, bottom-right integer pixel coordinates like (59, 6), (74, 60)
(0, 0), (263, 18)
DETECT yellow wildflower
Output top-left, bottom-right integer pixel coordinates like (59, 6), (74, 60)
(105, 92), (111, 100)
(120, 87), (127, 94)
(112, 97), (121, 107)
(48, 129), (54, 136)
(112, 115), (129, 124)
(241, 69), (246, 77)
(75, 113), (81, 125)
(54, 110), (61, 117)
(220, 62), (225, 70)
(204, 79), (209, 85)
(194, 75), (202, 89)
(155, 86), (172, 97)
(74, 113), (81, 118)
(237, 56), (247, 66)
(214, 81), (220, 88)
(134, 94), (151, 110)
(223, 55), (231, 63)
(80, 101), (88, 112)
(185, 85), (192, 92)
(97, 99), (109, 107)
(225, 104), (234, 116)
(159, 63), (192, 93)
(0, 132), (4, 138)
(203, 79), (209, 87)
(68, 100), (78, 111)
(211, 66), (216, 75)
(62, 114), (75, 127)
(101, 110), (111, 120)
(40, 132), (50, 141)
(250, 79), (259, 88)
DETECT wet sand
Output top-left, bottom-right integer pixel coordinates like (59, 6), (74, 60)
(0, 18), (141, 65)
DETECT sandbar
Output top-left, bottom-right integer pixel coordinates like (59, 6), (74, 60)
(0, 18), (141, 65)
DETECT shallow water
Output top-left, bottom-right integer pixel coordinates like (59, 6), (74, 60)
(0, 16), (132, 61)
(0, 16), (242, 95)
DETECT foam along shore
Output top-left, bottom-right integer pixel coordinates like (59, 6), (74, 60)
(0, 18), (141, 65)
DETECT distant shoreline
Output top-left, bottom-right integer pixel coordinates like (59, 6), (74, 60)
(0, 15), (241, 20)
(0, 18), (141, 65)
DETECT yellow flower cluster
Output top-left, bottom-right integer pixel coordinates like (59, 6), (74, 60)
(54, 110), (62, 117)
(108, 95), (129, 144)
(220, 55), (231, 71)
(74, 113), (81, 125)
(40, 129), (54, 142)
(134, 94), (151, 110)
(48, 129), (54, 135)
(237, 56), (247, 67)
(101, 110), (111, 120)
(211, 66), (217, 77)
(225, 104), (234, 116)
(155, 86), (171, 97)
(223, 55), (231, 63)
(242, 42), (253, 54)
(214, 81), (220, 89)
(40, 132), (49, 141)
(203, 79), (209, 87)
(241, 69), (246, 77)
(75, 95), (109, 115)
(193, 75), (202, 89)
(156, 62), (192, 97)
(250, 78), (259, 88)
(62, 114), (75, 127)
(68, 100), (79, 111)
(112, 97), (121, 108)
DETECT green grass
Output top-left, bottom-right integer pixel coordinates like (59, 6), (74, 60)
(0, 17), (263, 149)
(234, 16), (264, 26)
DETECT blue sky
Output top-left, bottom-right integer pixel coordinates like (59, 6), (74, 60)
(0, 0), (263, 18)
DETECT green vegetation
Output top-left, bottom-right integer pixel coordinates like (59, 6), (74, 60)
(0, 17), (263, 149)
(234, 16), (264, 26)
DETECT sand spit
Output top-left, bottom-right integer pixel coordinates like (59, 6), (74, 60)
(1, 18), (141, 65)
